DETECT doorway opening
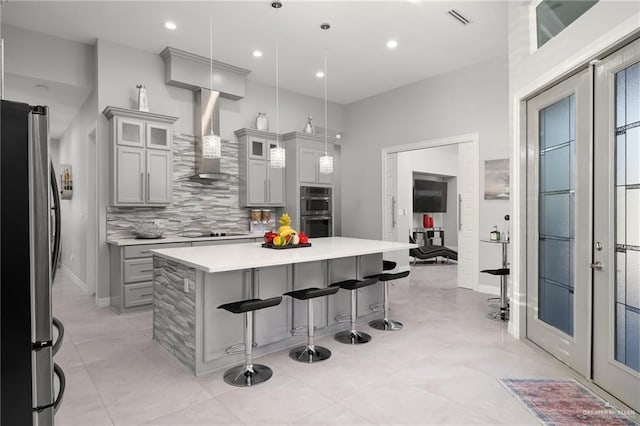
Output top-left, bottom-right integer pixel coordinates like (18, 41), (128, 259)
(381, 133), (479, 291)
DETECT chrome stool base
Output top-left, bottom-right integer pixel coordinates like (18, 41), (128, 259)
(335, 330), (371, 345)
(369, 318), (403, 331)
(289, 345), (332, 363)
(223, 364), (273, 387)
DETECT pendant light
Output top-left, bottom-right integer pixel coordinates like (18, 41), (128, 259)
(318, 23), (333, 174)
(203, 14), (221, 159)
(269, 1), (286, 168)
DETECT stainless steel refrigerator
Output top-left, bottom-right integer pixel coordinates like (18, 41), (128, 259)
(1, 99), (65, 425)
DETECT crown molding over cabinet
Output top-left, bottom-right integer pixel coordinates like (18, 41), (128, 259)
(160, 46), (251, 100)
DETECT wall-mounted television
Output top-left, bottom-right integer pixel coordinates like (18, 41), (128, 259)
(413, 173), (447, 213)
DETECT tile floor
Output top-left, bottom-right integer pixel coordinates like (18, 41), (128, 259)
(54, 263), (574, 425)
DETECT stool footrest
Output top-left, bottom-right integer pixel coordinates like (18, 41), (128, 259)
(290, 325), (315, 336)
(369, 303), (384, 312)
(334, 313), (352, 323)
(224, 342), (257, 355)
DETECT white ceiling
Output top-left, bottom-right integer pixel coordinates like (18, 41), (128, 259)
(1, 1), (508, 105)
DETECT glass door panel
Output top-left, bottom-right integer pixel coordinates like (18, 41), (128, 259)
(538, 94), (576, 336)
(613, 63), (640, 373)
(593, 38), (640, 413)
(526, 69), (590, 377)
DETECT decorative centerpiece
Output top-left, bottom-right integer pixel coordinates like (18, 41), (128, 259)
(262, 213), (310, 249)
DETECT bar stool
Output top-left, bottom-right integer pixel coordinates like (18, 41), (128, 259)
(217, 296), (283, 387)
(330, 277), (379, 344)
(481, 268), (510, 321)
(284, 286), (340, 363)
(367, 261), (410, 331)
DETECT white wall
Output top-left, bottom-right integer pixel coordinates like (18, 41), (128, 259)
(508, 1), (640, 96)
(1, 24), (94, 90)
(57, 90), (98, 289)
(343, 57), (510, 291)
(93, 39), (348, 302)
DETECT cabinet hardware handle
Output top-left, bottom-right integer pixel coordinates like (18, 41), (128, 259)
(147, 172), (150, 201)
(140, 269), (154, 273)
(139, 293), (153, 298)
(140, 172), (144, 199)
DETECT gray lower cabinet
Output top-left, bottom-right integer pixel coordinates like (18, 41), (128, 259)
(110, 238), (260, 314)
(110, 242), (188, 314)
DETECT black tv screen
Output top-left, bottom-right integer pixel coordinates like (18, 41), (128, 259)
(413, 175), (447, 213)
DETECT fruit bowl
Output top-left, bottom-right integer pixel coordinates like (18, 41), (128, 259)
(132, 221), (165, 239)
(261, 242), (312, 250)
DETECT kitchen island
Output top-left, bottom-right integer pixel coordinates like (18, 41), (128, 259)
(150, 237), (416, 375)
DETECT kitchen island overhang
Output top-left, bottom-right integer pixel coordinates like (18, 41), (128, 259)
(150, 237), (417, 376)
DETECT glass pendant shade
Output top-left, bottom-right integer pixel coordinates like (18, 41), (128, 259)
(203, 132), (221, 159)
(319, 154), (333, 174)
(270, 146), (286, 168)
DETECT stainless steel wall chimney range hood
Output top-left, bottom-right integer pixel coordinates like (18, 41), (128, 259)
(193, 88), (233, 181)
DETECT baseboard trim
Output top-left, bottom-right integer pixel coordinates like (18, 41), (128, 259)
(96, 297), (111, 308)
(60, 264), (89, 294)
(478, 284), (500, 296)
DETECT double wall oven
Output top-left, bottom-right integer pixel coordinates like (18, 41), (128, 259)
(299, 186), (332, 238)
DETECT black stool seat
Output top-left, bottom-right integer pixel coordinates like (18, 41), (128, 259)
(383, 260), (397, 271)
(367, 270), (410, 282)
(284, 286), (339, 300)
(481, 268), (510, 276)
(330, 277), (379, 291)
(218, 296), (282, 314)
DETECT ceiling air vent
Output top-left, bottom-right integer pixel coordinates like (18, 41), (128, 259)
(447, 9), (471, 25)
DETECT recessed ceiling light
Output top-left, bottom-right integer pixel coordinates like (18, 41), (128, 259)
(252, 50), (263, 58)
(316, 71), (325, 78)
(386, 40), (398, 49)
(164, 21), (177, 30)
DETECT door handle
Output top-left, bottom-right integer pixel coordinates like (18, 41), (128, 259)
(391, 196), (397, 228)
(458, 195), (462, 230)
(589, 261), (603, 271)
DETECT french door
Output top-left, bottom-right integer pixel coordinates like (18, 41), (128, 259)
(593, 39), (640, 413)
(526, 69), (591, 377)
(526, 38), (640, 412)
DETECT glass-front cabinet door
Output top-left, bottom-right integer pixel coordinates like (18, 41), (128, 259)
(593, 39), (640, 413)
(116, 118), (145, 147)
(146, 122), (171, 150)
(526, 69), (590, 377)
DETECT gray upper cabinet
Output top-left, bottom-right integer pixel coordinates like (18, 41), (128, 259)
(146, 150), (172, 204)
(116, 146), (145, 204)
(235, 128), (285, 207)
(104, 106), (178, 207)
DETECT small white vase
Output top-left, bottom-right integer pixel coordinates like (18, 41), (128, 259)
(255, 113), (269, 131)
(303, 116), (314, 134)
(136, 84), (149, 112)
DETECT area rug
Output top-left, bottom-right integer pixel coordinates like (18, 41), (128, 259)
(499, 378), (638, 426)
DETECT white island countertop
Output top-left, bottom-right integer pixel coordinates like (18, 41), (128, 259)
(150, 237), (417, 273)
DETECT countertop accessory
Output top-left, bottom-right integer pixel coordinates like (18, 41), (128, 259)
(269, 1), (286, 169)
(132, 221), (165, 239)
(318, 23), (334, 174)
(303, 116), (314, 134)
(255, 112), (269, 131)
(136, 84), (148, 112)
(261, 242), (311, 249)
